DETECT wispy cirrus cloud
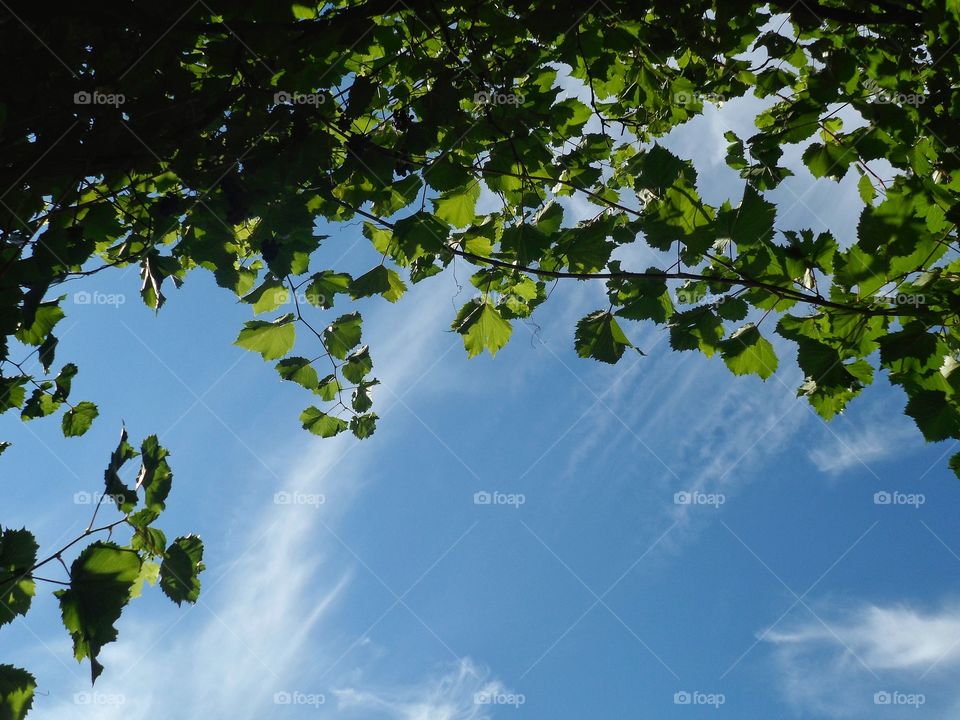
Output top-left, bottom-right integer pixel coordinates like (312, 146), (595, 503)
(807, 417), (920, 475)
(764, 601), (960, 718)
(25, 275), (509, 720)
(333, 657), (511, 720)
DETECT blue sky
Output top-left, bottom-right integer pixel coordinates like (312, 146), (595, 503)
(4, 77), (960, 720)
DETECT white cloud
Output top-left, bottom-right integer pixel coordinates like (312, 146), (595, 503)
(30, 432), (357, 720)
(807, 417), (919, 475)
(555, 327), (808, 531)
(333, 658), (508, 720)
(26, 276), (507, 720)
(764, 601), (960, 718)
(768, 603), (960, 672)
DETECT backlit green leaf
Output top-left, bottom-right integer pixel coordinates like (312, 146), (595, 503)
(300, 406), (348, 437)
(719, 324), (778, 379)
(453, 300), (512, 358)
(0, 528), (37, 628)
(0, 665), (35, 720)
(55, 542), (141, 682)
(575, 311), (634, 364)
(62, 401), (99, 437)
(235, 314), (296, 360)
(159, 536), (204, 606)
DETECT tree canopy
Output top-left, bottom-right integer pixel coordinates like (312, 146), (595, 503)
(2, 1), (960, 716)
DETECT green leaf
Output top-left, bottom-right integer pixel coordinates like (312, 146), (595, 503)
(159, 535), (204, 606)
(349, 266), (407, 302)
(16, 301), (64, 346)
(905, 390), (960, 442)
(103, 427), (139, 513)
(62, 401), (99, 437)
(362, 222), (394, 256)
(38, 334), (57, 373)
(300, 406), (348, 437)
(341, 346), (373, 383)
(345, 74), (376, 119)
(53, 363), (78, 402)
(138, 435), (172, 513)
(375, 175), (423, 215)
(857, 172), (876, 204)
(719, 324), (778, 380)
(720, 185), (776, 247)
(275, 357), (319, 390)
(630, 144), (697, 194)
(392, 212), (448, 260)
(641, 182), (715, 257)
(612, 269), (674, 323)
(315, 374), (341, 401)
(0, 379), (27, 413)
(553, 97), (592, 134)
(558, 218), (615, 273)
(499, 225), (551, 266)
(423, 154), (471, 192)
(241, 277), (289, 315)
(305, 271), (352, 309)
(574, 311), (634, 364)
(0, 528), (38, 628)
(323, 312), (362, 360)
(433, 182), (480, 227)
(127, 508), (159, 531)
(879, 322), (939, 368)
(0, 665), (35, 720)
(716, 297), (749, 321)
(723, 131), (748, 171)
(669, 308), (724, 357)
(291, 3), (317, 19)
(453, 300), (512, 358)
(352, 379), (377, 413)
(350, 413), (378, 439)
(535, 201), (564, 235)
(130, 560), (160, 599)
(410, 256), (443, 283)
(234, 314), (296, 360)
(55, 542), (141, 682)
(131, 527), (167, 558)
(802, 141), (855, 181)
(20, 386), (60, 421)
(777, 316), (868, 419)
